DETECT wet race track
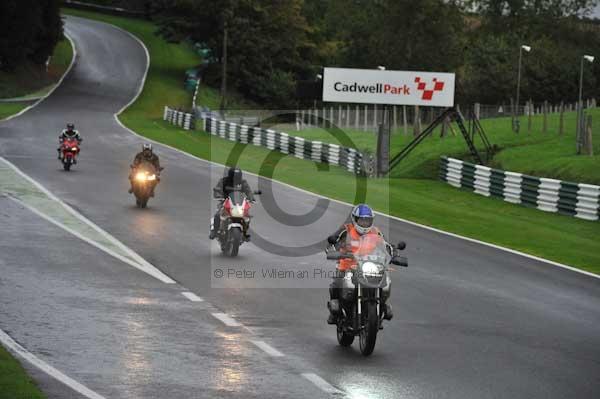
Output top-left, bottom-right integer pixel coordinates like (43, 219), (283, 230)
(1, 15), (600, 399)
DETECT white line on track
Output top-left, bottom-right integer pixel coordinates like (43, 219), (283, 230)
(211, 313), (242, 327)
(6, 195), (174, 284)
(105, 20), (600, 281)
(0, 329), (107, 399)
(181, 291), (203, 302)
(301, 373), (343, 395)
(250, 340), (284, 357)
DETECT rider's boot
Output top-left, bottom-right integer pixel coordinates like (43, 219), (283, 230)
(327, 300), (340, 324)
(383, 303), (393, 320)
(209, 217), (217, 240)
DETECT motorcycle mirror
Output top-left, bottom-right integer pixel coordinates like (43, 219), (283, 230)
(254, 190), (262, 195)
(327, 235), (337, 245)
(391, 256), (408, 267)
(396, 241), (406, 250)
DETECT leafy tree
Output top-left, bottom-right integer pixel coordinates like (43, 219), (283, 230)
(152, 0), (311, 108)
(31, 0), (63, 65)
(0, 0), (62, 72)
(462, 0), (600, 103)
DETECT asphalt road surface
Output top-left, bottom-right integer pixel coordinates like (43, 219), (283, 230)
(1, 15), (599, 399)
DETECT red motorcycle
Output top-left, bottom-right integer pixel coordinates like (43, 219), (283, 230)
(216, 187), (261, 257)
(60, 138), (80, 171)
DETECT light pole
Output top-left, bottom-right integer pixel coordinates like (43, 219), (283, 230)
(313, 73), (322, 110)
(577, 54), (595, 152)
(376, 66), (390, 176)
(513, 44), (531, 133)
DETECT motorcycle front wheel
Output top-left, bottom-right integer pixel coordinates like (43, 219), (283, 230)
(359, 301), (378, 356)
(63, 159), (71, 171)
(227, 228), (242, 257)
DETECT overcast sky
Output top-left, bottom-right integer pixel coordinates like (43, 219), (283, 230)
(593, 4), (600, 18)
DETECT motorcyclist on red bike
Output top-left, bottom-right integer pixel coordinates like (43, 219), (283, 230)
(326, 204), (394, 324)
(57, 123), (82, 161)
(209, 166), (255, 240)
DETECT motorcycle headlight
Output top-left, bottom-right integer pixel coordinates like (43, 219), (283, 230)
(135, 172), (147, 181)
(361, 262), (383, 277)
(71, 147), (78, 151)
(146, 174), (156, 181)
(230, 206), (244, 218)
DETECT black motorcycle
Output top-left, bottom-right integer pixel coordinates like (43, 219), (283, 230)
(130, 162), (162, 208)
(326, 234), (407, 356)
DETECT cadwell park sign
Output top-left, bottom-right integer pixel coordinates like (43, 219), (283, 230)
(322, 67), (455, 107)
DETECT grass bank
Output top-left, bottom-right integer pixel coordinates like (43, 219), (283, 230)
(0, 102), (32, 120)
(62, 8), (600, 274)
(0, 38), (73, 120)
(0, 344), (45, 399)
(279, 109), (600, 184)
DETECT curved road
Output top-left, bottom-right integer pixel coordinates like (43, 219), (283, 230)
(1, 16), (599, 399)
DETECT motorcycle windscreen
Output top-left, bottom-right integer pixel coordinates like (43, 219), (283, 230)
(354, 234), (390, 264)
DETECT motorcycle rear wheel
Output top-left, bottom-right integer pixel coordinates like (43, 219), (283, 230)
(359, 301), (378, 356)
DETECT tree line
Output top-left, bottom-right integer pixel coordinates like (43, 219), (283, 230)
(0, 0), (62, 72)
(2, 0), (598, 109)
(149, 0), (600, 108)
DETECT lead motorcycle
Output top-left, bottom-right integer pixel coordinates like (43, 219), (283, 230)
(59, 138), (80, 171)
(215, 187), (261, 257)
(130, 161), (162, 208)
(326, 234), (407, 356)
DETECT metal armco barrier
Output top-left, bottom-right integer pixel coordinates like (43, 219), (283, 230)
(204, 117), (365, 175)
(64, 0), (147, 18)
(163, 106), (194, 130)
(440, 157), (600, 221)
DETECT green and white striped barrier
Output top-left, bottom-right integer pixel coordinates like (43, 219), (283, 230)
(204, 117), (365, 175)
(163, 106), (194, 130)
(440, 157), (600, 221)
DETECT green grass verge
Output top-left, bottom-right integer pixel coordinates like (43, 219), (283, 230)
(0, 102), (31, 120)
(279, 109), (600, 184)
(0, 344), (45, 399)
(0, 38), (73, 99)
(0, 37), (73, 121)
(61, 9), (600, 274)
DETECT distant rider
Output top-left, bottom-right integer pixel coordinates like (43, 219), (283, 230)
(57, 123), (82, 161)
(129, 143), (162, 196)
(209, 166), (255, 240)
(326, 204), (394, 324)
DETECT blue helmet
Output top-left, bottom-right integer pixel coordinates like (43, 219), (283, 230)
(351, 204), (374, 235)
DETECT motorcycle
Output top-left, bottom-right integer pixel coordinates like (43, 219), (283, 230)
(215, 187), (261, 257)
(326, 234), (407, 356)
(60, 138), (80, 171)
(130, 161), (161, 208)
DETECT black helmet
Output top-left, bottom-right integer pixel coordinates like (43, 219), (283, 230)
(142, 143), (153, 157)
(67, 123), (75, 130)
(227, 167), (242, 184)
